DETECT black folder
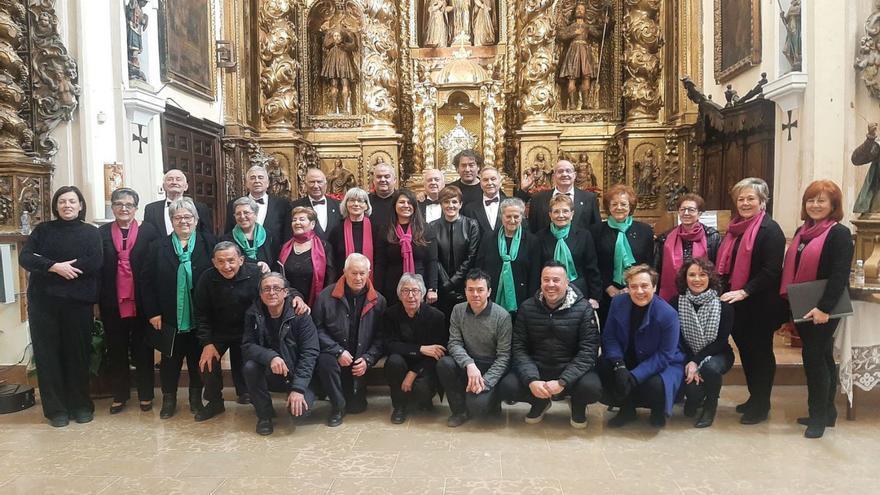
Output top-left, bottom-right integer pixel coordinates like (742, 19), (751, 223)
(787, 279), (853, 323)
(146, 323), (178, 357)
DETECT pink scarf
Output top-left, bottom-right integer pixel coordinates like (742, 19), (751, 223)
(780, 219), (835, 297)
(395, 223), (416, 274)
(279, 231), (326, 306)
(716, 210), (765, 291)
(344, 217), (373, 272)
(660, 223), (707, 301)
(111, 220), (139, 318)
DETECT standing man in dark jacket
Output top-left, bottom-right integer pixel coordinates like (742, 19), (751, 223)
(313, 253), (387, 426)
(225, 165), (291, 242)
(241, 273), (320, 435)
(290, 168), (341, 241)
(143, 169), (214, 235)
(499, 262), (602, 428)
(517, 159), (601, 234)
(448, 149), (484, 206)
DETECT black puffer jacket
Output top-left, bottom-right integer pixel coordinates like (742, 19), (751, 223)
(511, 287), (600, 385)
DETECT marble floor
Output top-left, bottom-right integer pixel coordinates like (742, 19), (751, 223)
(0, 385), (878, 495)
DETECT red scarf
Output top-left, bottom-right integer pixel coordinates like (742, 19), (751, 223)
(716, 210), (765, 291)
(780, 219), (835, 297)
(111, 220), (139, 318)
(344, 217), (373, 275)
(659, 223), (707, 301)
(395, 223), (416, 274)
(279, 231), (326, 306)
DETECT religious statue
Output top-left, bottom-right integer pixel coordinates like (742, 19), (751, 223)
(424, 0), (452, 48)
(575, 152), (597, 189)
(557, 2), (605, 110)
(780, 0), (802, 71)
(635, 148), (657, 197)
(521, 152), (553, 191)
(451, 0), (471, 44)
(321, 25), (358, 114)
(125, 0), (149, 81)
(328, 159), (357, 195)
(268, 165), (292, 196)
(851, 123), (880, 214)
(472, 0), (495, 46)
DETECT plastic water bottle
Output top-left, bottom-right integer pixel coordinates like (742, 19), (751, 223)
(855, 259), (866, 287)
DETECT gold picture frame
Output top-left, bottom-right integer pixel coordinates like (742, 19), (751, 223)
(713, 0), (761, 83)
(158, 0), (217, 99)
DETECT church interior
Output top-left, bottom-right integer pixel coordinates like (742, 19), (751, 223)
(1, 0), (880, 492)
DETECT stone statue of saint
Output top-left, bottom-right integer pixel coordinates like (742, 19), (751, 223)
(328, 159), (357, 195)
(635, 149), (656, 197)
(451, 0), (471, 44)
(322, 26), (358, 114)
(780, 0), (802, 71)
(472, 0), (495, 46)
(575, 153), (597, 189)
(126, 0), (149, 81)
(424, 0), (452, 48)
(851, 123), (880, 214)
(558, 2), (601, 110)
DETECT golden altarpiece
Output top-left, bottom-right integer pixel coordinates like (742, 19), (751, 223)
(219, 0), (704, 224)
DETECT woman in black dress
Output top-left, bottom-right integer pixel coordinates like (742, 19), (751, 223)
(327, 187), (374, 271)
(220, 196), (275, 273)
(278, 206), (334, 305)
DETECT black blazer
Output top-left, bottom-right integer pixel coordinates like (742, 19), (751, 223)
(429, 215), (481, 297)
(218, 231), (278, 267)
(290, 196), (341, 241)
(522, 188), (601, 234)
(461, 193), (508, 241)
(787, 222), (853, 315)
(374, 226), (439, 297)
(537, 226), (603, 301)
(476, 228), (542, 308)
(98, 221), (160, 315)
(670, 295), (735, 364)
(589, 220), (655, 290)
(418, 198), (442, 223)
(143, 198), (214, 236)
(225, 194), (291, 245)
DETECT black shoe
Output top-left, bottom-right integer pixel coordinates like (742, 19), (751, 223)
(804, 424), (825, 439)
(160, 393), (177, 419)
(189, 389), (203, 414)
(327, 409), (345, 427)
(390, 407), (408, 424)
(524, 401), (552, 424)
(649, 409), (666, 427)
(447, 412), (469, 428)
(797, 411), (837, 427)
(236, 394), (251, 405)
(256, 418), (274, 436)
(194, 401), (225, 422)
(740, 410), (768, 425)
(735, 399), (753, 414)
(73, 410), (94, 424)
(49, 414), (69, 428)
(570, 406), (588, 429)
(607, 407), (637, 428)
(683, 399), (699, 418)
(139, 401), (153, 412)
(695, 404), (716, 428)
(109, 402), (126, 415)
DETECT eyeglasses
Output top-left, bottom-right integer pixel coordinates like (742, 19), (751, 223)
(678, 207), (699, 214)
(111, 202), (137, 210)
(172, 215), (195, 223)
(261, 286), (287, 294)
(348, 198), (366, 204)
(400, 288), (423, 296)
(234, 211), (255, 218)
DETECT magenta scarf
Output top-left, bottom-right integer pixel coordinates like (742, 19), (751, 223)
(716, 210), (765, 291)
(780, 219), (835, 297)
(659, 223), (707, 301)
(344, 217), (373, 272)
(279, 231), (326, 306)
(111, 220), (139, 318)
(395, 223), (416, 274)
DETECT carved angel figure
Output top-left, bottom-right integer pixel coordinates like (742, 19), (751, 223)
(557, 2), (602, 110)
(472, 0), (495, 46)
(424, 0), (452, 48)
(322, 26), (358, 114)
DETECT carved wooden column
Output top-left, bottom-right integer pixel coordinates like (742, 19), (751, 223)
(518, 0), (557, 127)
(361, 0), (399, 131)
(258, 0), (300, 132)
(623, 0), (662, 121)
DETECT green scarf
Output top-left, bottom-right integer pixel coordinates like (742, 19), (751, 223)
(495, 226), (522, 312)
(171, 231), (196, 333)
(550, 223), (579, 282)
(607, 216), (636, 286)
(232, 223), (266, 260)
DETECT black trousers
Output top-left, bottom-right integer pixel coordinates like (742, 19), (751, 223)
(436, 356), (502, 417)
(103, 310), (154, 403)
(159, 331), (202, 394)
(383, 353), (439, 408)
(498, 368), (602, 414)
(597, 360), (665, 412)
(683, 352), (733, 406)
(200, 341), (247, 403)
(796, 319), (839, 422)
(315, 352), (367, 412)
(243, 360), (316, 420)
(731, 307), (776, 414)
(29, 295), (94, 419)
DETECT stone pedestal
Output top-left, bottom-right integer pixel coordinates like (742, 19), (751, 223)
(358, 132), (401, 187)
(853, 218), (880, 280)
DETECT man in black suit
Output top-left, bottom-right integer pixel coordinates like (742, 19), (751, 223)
(224, 165), (291, 244)
(290, 168), (341, 241)
(461, 166), (506, 240)
(367, 160), (398, 232)
(418, 168), (445, 223)
(519, 159), (601, 234)
(143, 169), (214, 236)
(448, 149), (484, 206)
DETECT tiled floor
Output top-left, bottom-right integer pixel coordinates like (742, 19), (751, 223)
(0, 385), (878, 494)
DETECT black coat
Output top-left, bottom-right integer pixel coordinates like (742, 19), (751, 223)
(537, 226), (603, 301)
(520, 188), (602, 234)
(654, 224), (722, 295)
(241, 297), (320, 394)
(218, 231), (278, 268)
(670, 295), (734, 364)
(429, 215), (481, 298)
(476, 228), (542, 309)
(589, 220), (655, 290)
(312, 279), (387, 366)
(512, 288), (600, 385)
(786, 222), (853, 315)
(374, 225), (439, 297)
(382, 304), (448, 374)
(98, 221), (160, 315)
(143, 198), (214, 236)
(461, 193), (508, 240)
(327, 219), (372, 272)
(193, 262), (263, 346)
(290, 195), (341, 241)
(224, 194), (291, 246)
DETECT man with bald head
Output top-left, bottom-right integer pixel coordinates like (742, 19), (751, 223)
(225, 165), (291, 244)
(143, 169), (214, 235)
(519, 159), (601, 234)
(419, 168), (445, 223)
(367, 161), (398, 231)
(291, 168), (341, 240)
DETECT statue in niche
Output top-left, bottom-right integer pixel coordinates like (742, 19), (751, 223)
(451, 0), (471, 44)
(472, 0), (495, 46)
(851, 122), (880, 214)
(328, 159), (357, 195)
(780, 0), (802, 71)
(557, 2), (606, 110)
(125, 0), (149, 81)
(635, 148), (657, 197)
(321, 24), (358, 114)
(424, 0), (452, 48)
(575, 153), (597, 189)
(522, 152), (553, 191)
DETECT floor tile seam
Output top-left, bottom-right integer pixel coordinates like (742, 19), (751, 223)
(90, 475), (123, 495)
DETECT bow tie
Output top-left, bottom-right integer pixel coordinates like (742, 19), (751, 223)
(166, 201), (171, 207)
(311, 199), (326, 206)
(555, 191), (573, 198)
(253, 197), (265, 205)
(423, 198), (437, 206)
(484, 197), (499, 206)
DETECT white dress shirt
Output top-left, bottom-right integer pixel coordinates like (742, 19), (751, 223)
(424, 200), (442, 223)
(310, 196), (329, 231)
(249, 193), (269, 226)
(553, 188), (575, 199)
(163, 202), (173, 235)
(483, 195), (500, 230)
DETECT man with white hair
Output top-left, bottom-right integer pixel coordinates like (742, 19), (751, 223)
(291, 167), (341, 240)
(143, 169), (214, 235)
(367, 161), (398, 231)
(418, 168), (445, 223)
(312, 253), (387, 426)
(224, 165), (291, 243)
(518, 159), (601, 234)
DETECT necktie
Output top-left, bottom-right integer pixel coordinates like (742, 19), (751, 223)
(484, 197), (499, 206)
(312, 199), (326, 206)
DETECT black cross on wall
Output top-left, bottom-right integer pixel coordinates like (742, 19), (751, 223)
(132, 124), (149, 154)
(781, 110), (798, 142)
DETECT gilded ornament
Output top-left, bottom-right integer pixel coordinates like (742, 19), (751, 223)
(622, 0), (662, 120)
(856, 1), (880, 101)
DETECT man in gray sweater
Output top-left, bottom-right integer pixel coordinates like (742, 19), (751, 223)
(437, 269), (512, 427)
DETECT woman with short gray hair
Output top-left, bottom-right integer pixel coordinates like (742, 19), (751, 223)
(328, 187), (375, 277)
(220, 196), (275, 273)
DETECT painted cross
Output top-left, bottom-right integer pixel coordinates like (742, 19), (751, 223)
(781, 110), (798, 142)
(132, 124), (149, 154)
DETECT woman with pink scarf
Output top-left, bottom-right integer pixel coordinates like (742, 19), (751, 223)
(781, 180), (852, 439)
(717, 178), (786, 425)
(278, 206), (335, 306)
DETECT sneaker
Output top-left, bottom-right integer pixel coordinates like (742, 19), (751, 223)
(256, 418), (274, 436)
(524, 401), (552, 424)
(447, 412), (469, 428)
(570, 406), (588, 429)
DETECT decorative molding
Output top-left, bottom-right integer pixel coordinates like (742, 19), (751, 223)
(362, 0), (399, 130)
(519, 0), (557, 125)
(258, 0), (300, 130)
(764, 71), (807, 113)
(622, 0), (662, 120)
(855, 3), (880, 101)
(0, 0), (32, 159)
